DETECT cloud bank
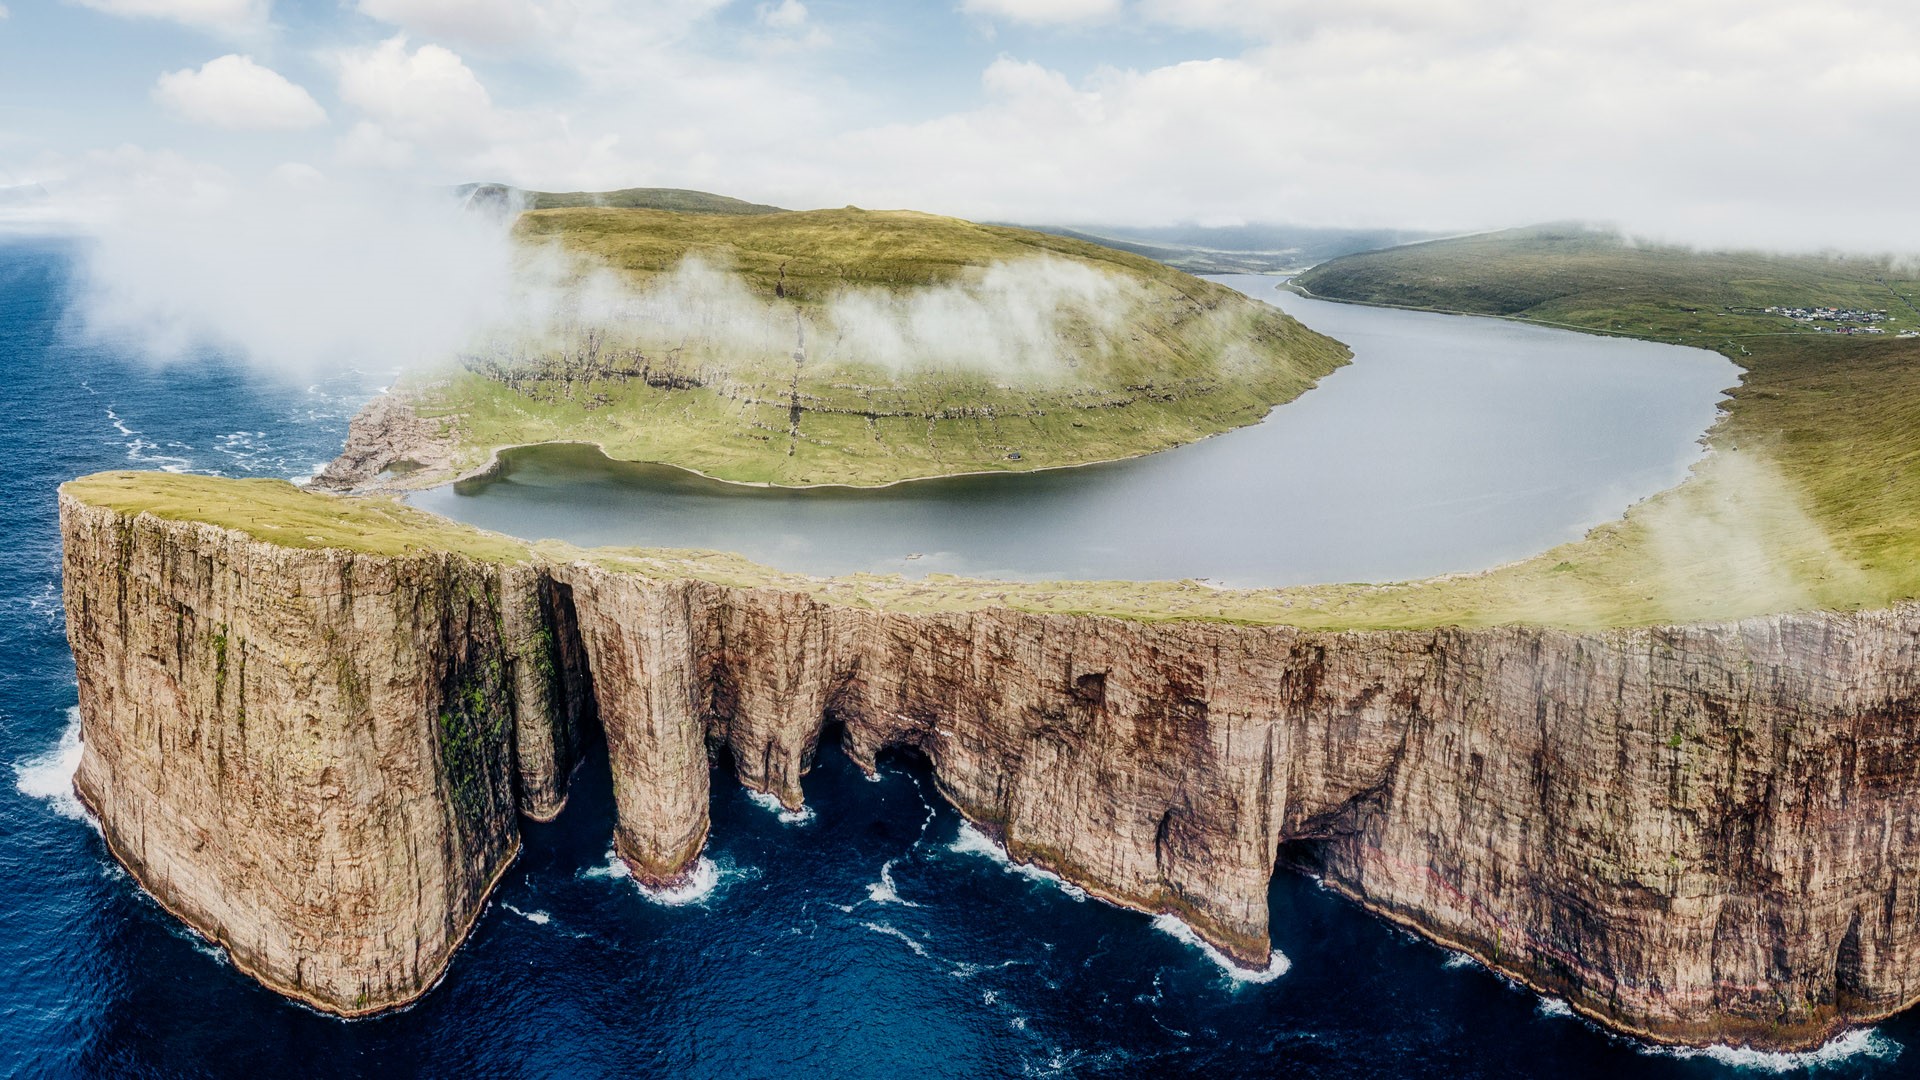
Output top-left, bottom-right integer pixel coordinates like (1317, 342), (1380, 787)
(16, 0), (1920, 253)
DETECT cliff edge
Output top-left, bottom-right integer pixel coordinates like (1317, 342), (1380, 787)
(56, 473), (1920, 1049)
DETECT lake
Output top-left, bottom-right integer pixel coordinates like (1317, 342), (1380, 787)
(412, 276), (1741, 587)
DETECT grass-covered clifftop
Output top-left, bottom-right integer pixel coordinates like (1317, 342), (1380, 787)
(1278, 227), (1920, 626)
(344, 198), (1348, 489)
(102, 226), (1920, 631)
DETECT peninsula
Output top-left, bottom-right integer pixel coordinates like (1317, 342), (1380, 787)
(316, 189), (1348, 491)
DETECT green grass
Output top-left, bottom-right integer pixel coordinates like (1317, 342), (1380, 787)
(458, 183), (785, 215)
(391, 205), (1348, 488)
(1274, 227), (1920, 627)
(63, 473), (532, 563)
(75, 226), (1920, 632)
(1294, 223), (1920, 345)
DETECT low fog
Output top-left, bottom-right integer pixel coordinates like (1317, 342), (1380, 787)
(72, 177), (521, 377)
(69, 178), (1152, 382)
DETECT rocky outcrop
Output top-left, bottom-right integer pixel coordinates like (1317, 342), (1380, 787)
(60, 492), (1920, 1048)
(309, 393), (457, 493)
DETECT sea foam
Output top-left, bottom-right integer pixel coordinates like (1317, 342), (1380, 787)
(581, 849), (741, 908)
(1641, 1027), (1900, 1072)
(949, 822), (1087, 901)
(861, 920), (931, 959)
(745, 788), (815, 826)
(14, 707), (91, 824)
(866, 857), (919, 907)
(501, 903), (552, 926)
(1150, 914), (1290, 985)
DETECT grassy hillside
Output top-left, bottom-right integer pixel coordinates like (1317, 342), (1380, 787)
(386, 203), (1348, 488)
(1296, 224), (1920, 346)
(1265, 228), (1920, 627)
(457, 183), (784, 215)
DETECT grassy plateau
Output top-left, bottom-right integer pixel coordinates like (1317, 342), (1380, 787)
(381, 194), (1348, 488)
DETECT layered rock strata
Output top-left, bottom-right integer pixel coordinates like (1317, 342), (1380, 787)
(61, 492), (1920, 1049)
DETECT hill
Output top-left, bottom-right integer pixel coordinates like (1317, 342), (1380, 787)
(456, 183), (784, 216)
(1295, 224), (1920, 344)
(1013, 222), (1437, 274)
(324, 200), (1349, 489)
(1254, 227), (1920, 627)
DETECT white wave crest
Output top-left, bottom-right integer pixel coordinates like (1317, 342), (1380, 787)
(949, 822), (1087, 901)
(14, 707), (91, 823)
(1537, 997), (1574, 1018)
(1643, 1027), (1900, 1072)
(580, 849), (741, 908)
(1442, 952), (1480, 971)
(862, 920), (931, 959)
(502, 903), (552, 926)
(107, 408), (194, 472)
(1150, 914), (1290, 985)
(746, 788), (815, 826)
(867, 857), (919, 907)
(639, 857), (722, 906)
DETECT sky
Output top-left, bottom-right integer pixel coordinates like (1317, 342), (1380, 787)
(1, 0), (1917, 250)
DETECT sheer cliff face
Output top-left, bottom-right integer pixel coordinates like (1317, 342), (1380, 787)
(61, 495), (1920, 1049)
(60, 500), (573, 1014)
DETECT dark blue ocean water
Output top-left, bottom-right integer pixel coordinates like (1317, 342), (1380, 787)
(2, 238), (1915, 1078)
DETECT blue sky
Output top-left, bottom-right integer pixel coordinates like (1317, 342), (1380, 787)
(3, 0), (1918, 249)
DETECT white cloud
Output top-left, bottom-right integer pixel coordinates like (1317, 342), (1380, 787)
(0, 5), (11, 19)
(744, 0), (1920, 252)
(961, 0), (1122, 24)
(67, 0), (268, 35)
(153, 55), (328, 131)
(757, 0), (806, 30)
(353, 0), (544, 47)
(336, 36), (502, 147)
(26, 0), (1920, 254)
(270, 161), (324, 187)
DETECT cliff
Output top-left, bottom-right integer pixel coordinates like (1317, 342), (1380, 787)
(59, 481), (1920, 1049)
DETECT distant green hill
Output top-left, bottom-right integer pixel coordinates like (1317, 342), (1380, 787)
(1295, 224), (1920, 344)
(1012, 222), (1436, 275)
(456, 183), (785, 216)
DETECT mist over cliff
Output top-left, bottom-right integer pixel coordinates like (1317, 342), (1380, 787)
(61, 178), (1157, 384)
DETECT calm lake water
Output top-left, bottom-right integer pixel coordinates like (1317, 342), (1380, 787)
(7, 241), (1908, 1077)
(412, 275), (1741, 587)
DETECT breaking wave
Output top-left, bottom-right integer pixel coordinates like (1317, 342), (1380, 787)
(867, 857), (919, 907)
(14, 707), (90, 823)
(949, 822), (1087, 901)
(580, 850), (749, 908)
(107, 407), (192, 473)
(746, 788), (816, 826)
(1641, 1027), (1900, 1072)
(501, 903), (552, 926)
(1150, 914), (1290, 985)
